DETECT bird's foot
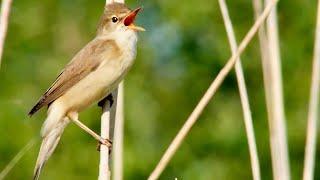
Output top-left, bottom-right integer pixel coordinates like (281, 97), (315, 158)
(96, 138), (113, 154)
(98, 94), (114, 108)
(100, 138), (112, 147)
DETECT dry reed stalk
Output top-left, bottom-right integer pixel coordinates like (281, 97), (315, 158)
(252, 0), (270, 84)
(98, 97), (112, 180)
(99, 91), (115, 180)
(148, 0), (279, 179)
(0, 0), (13, 68)
(99, 88), (119, 180)
(302, 0), (320, 179)
(112, 82), (124, 180)
(252, 0), (272, 117)
(0, 139), (37, 180)
(218, 0), (261, 179)
(262, 0), (291, 179)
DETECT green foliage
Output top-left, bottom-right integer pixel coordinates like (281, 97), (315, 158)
(0, 0), (318, 179)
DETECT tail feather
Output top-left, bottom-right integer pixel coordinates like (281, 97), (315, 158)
(41, 102), (66, 138)
(28, 101), (43, 116)
(33, 164), (43, 180)
(33, 119), (68, 180)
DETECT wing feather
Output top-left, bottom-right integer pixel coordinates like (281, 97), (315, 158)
(29, 38), (118, 116)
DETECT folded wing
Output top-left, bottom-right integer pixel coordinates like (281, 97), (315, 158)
(29, 39), (118, 116)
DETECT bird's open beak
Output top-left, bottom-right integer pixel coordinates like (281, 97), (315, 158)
(124, 7), (145, 32)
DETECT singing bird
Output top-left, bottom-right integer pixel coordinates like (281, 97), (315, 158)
(29, 3), (144, 179)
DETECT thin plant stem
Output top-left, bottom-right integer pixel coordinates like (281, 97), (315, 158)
(148, 0), (279, 179)
(251, 0), (271, 115)
(263, 0), (291, 179)
(113, 82), (124, 180)
(99, 88), (118, 180)
(0, 138), (37, 180)
(99, 96), (113, 180)
(218, 0), (261, 180)
(302, 0), (320, 179)
(0, 0), (13, 68)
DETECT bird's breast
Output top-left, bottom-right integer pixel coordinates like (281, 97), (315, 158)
(57, 38), (137, 112)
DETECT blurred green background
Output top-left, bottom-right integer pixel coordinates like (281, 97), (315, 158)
(0, 0), (319, 179)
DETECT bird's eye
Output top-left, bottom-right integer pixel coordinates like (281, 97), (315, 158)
(112, 16), (118, 23)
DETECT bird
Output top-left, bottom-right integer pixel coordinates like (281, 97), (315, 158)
(28, 3), (144, 179)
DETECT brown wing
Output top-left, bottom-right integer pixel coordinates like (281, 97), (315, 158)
(29, 39), (119, 116)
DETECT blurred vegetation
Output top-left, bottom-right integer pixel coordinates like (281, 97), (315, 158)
(0, 0), (319, 179)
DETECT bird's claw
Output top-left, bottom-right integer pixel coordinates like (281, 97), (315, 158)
(97, 138), (112, 152)
(98, 94), (114, 108)
(101, 138), (112, 147)
(106, 94), (114, 108)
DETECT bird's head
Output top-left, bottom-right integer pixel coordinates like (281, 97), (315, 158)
(97, 3), (145, 36)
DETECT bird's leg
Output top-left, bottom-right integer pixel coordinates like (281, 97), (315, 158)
(67, 112), (112, 147)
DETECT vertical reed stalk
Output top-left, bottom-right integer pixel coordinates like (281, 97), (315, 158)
(113, 82), (124, 180)
(99, 89), (116, 180)
(263, 0), (291, 179)
(0, 0), (13, 68)
(218, 0), (261, 179)
(302, 0), (320, 179)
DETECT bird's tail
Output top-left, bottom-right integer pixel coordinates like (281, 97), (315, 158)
(33, 104), (68, 180)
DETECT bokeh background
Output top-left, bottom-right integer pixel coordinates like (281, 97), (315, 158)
(0, 0), (319, 179)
